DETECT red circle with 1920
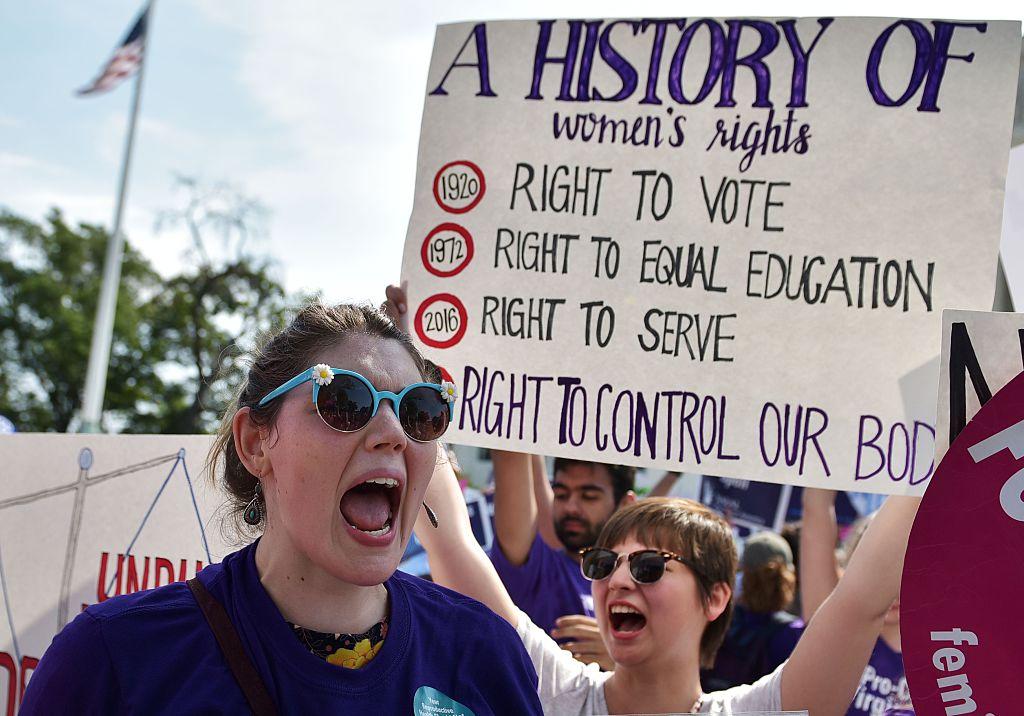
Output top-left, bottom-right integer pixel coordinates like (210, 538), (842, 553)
(433, 160), (486, 214)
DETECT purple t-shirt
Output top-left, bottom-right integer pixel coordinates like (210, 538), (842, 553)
(22, 540), (542, 715)
(490, 534), (594, 635)
(701, 605), (804, 691)
(847, 637), (908, 716)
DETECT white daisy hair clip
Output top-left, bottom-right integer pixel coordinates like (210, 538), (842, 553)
(312, 364), (334, 386)
(440, 380), (458, 403)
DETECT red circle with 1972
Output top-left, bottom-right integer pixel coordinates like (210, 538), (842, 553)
(414, 293), (468, 349)
(433, 160), (486, 214)
(421, 223), (474, 277)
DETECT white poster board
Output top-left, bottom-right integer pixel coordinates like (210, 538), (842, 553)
(0, 434), (231, 713)
(935, 309), (1024, 460)
(401, 17), (1020, 494)
(1000, 144), (1024, 307)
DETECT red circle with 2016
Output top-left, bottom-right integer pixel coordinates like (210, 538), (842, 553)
(414, 293), (468, 349)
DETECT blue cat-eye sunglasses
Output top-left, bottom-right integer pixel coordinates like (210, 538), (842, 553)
(258, 364), (454, 443)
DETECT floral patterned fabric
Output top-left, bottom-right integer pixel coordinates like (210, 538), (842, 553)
(287, 616), (388, 669)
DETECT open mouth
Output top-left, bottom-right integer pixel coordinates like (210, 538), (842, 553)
(339, 477), (402, 537)
(608, 604), (647, 634)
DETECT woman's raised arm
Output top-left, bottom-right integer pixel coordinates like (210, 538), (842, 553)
(415, 446), (519, 626)
(799, 488), (841, 621)
(780, 495), (920, 714)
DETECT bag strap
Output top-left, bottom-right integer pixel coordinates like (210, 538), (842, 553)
(187, 577), (278, 716)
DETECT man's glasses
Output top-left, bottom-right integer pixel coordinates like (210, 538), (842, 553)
(579, 547), (703, 585)
(257, 365), (452, 443)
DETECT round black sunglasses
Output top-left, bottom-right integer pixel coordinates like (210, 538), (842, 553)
(579, 547), (705, 585)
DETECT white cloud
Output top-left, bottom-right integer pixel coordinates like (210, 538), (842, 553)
(5, 190), (112, 222)
(0, 153), (46, 171)
(187, 1), (436, 302)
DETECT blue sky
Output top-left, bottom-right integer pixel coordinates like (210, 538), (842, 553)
(2, 1), (1022, 305)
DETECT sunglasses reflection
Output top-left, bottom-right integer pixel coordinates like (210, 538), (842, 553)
(581, 548), (697, 584)
(317, 379), (450, 442)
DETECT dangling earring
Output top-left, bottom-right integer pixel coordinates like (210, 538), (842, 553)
(244, 481), (264, 526)
(422, 501), (438, 528)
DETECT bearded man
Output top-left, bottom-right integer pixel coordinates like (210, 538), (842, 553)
(488, 452), (635, 667)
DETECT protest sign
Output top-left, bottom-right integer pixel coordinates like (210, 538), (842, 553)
(935, 309), (1024, 461)
(0, 434), (230, 713)
(700, 476), (793, 532)
(700, 476), (861, 532)
(999, 144), (1024, 307)
(902, 371), (1024, 715)
(401, 17), (1021, 494)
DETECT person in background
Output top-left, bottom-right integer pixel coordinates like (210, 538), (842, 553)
(779, 521), (802, 616)
(22, 302), (542, 715)
(702, 531), (803, 690)
(802, 488), (913, 714)
(531, 457), (681, 553)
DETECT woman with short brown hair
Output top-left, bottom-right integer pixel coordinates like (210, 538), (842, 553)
(416, 451), (919, 714)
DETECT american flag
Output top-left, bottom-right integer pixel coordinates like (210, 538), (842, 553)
(77, 3), (150, 96)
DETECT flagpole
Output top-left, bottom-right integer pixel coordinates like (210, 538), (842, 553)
(79, 2), (153, 434)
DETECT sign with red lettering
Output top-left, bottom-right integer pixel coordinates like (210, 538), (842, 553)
(0, 434), (230, 713)
(902, 371), (1024, 714)
(400, 18), (1021, 493)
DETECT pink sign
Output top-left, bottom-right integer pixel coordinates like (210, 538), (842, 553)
(902, 371), (1024, 714)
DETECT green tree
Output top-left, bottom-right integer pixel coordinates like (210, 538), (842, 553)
(134, 177), (299, 433)
(0, 210), (166, 431)
(0, 181), (301, 433)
